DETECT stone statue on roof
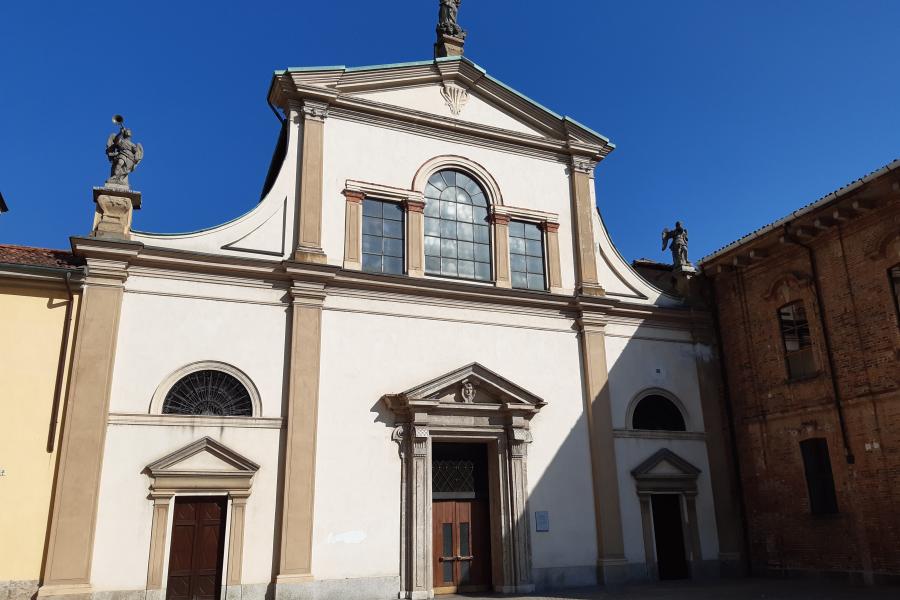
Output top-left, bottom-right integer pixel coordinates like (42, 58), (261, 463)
(662, 221), (692, 268)
(437, 0), (466, 39)
(105, 115), (143, 189)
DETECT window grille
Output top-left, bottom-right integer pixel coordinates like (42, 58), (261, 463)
(778, 301), (816, 379)
(509, 220), (546, 290)
(799, 438), (839, 515)
(162, 370), (253, 417)
(433, 459), (476, 496)
(424, 170), (491, 281)
(890, 265), (900, 328)
(632, 395), (686, 431)
(362, 198), (404, 275)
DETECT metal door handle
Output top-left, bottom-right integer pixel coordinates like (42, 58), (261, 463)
(456, 555), (473, 561)
(438, 556), (457, 562)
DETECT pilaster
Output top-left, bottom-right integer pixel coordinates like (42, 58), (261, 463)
(276, 281), (327, 592)
(506, 428), (534, 593)
(404, 199), (426, 278)
(540, 221), (563, 293)
(491, 213), (511, 288)
(39, 250), (134, 597)
(570, 157), (605, 297)
(294, 100), (329, 264)
(691, 324), (746, 575)
(342, 190), (364, 271)
(145, 493), (173, 593)
(226, 493), (250, 589)
(575, 313), (626, 584)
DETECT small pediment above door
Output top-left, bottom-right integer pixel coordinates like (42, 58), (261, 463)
(146, 437), (259, 493)
(631, 448), (701, 493)
(382, 362), (546, 420)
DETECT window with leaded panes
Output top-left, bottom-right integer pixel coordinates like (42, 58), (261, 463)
(362, 198), (404, 275)
(778, 301), (816, 379)
(509, 220), (546, 290)
(423, 170), (492, 282)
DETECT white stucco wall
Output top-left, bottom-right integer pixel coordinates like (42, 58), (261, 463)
(91, 424), (280, 591)
(312, 293), (597, 579)
(110, 277), (289, 417)
(321, 115), (578, 293)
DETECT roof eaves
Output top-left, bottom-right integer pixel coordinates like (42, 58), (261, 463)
(699, 158), (900, 265)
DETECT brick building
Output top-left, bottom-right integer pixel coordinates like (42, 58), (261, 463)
(700, 160), (900, 583)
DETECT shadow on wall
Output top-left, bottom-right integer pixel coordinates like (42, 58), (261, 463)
(364, 318), (740, 594)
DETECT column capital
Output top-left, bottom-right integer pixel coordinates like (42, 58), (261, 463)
(490, 213), (511, 225)
(539, 221), (560, 233)
(402, 198), (426, 213)
(576, 313), (608, 333)
(290, 281), (327, 306)
(570, 155), (597, 175)
(342, 189), (365, 203)
(301, 100), (329, 122)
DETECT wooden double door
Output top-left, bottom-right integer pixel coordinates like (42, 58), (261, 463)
(432, 499), (491, 594)
(166, 497), (227, 600)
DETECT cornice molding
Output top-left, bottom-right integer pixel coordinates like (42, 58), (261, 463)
(271, 61), (613, 161)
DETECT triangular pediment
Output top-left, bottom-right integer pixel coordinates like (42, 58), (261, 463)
(146, 437), (259, 477)
(383, 362), (546, 418)
(270, 57), (613, 159)
(631, 448), (701, 479)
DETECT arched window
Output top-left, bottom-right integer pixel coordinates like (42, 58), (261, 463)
(162, 369), (253, 417)
(632, 394), (686, 431)
(423, 169), (492, 282)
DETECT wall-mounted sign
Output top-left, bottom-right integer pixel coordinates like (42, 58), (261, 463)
(534, 510), (549, 532)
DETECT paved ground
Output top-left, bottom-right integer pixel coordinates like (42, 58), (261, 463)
(443, 578), (899, 599)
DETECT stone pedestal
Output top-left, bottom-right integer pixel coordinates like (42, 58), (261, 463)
(91, 186), (141, 240)
(672, 264), (698, 298)
(434, 33), (465, 58)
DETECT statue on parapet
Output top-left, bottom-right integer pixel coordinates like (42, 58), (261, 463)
(437, 0), (466, 39)
(662, 221), (693, 269)
(106, 114), (143, 188)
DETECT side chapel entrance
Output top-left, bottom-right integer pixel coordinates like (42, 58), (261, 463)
(432, 443), (491, 594)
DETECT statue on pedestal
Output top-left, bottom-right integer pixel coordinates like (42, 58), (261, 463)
(662, 221), (693, 269)
(437, 0), (466, 39)
(92, 115), (143, 239)
(105, 115), (143, 188)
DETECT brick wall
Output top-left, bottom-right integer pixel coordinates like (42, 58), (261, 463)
(707, 181), (900, 581)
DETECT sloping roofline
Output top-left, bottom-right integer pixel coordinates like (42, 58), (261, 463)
(699, 158), (900, 265)
(268, 55), (614, 158)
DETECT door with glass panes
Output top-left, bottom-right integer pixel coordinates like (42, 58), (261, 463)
(431, 443), (491, 594)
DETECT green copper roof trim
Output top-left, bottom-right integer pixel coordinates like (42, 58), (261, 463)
(284, 65), (347, 73)
(563, 116), (613, 145)
(346, 59), (437, 72)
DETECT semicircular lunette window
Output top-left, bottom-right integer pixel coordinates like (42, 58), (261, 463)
(162, 370), (253, 417)
(424, 169), (492, 282)
(632, 394), (686, 431)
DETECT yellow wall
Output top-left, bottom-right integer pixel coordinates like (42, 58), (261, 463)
(0, 281), (79, 582)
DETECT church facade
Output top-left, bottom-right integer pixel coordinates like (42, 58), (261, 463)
(30, 40), (742, 600)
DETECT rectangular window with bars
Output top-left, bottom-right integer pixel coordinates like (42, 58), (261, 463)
(509, 220), (546, 291)
(799, 438), (839, 515)
(891, 265), (900, 328)
(362, 198), (404, 275)
(778, 301), (816, 380)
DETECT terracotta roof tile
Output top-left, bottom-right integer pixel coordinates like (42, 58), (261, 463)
(0, 244), (84, 270)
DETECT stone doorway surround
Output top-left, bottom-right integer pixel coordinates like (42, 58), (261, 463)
(630, 449), (703, 581)
(382, 363), (546, 599)
(143, 437), (259, 600)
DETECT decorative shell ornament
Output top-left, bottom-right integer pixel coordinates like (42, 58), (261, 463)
(441, 82), (469, 117)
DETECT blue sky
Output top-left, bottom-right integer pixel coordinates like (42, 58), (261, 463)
(1, 1), (898, 262)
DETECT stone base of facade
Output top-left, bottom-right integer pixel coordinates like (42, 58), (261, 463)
(275, 576), (400, 600)
(754, 565), (900, 586)
(1, 580), (40, 600)
(597, 558), (632, 586)
(533, 565), (598, 590)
